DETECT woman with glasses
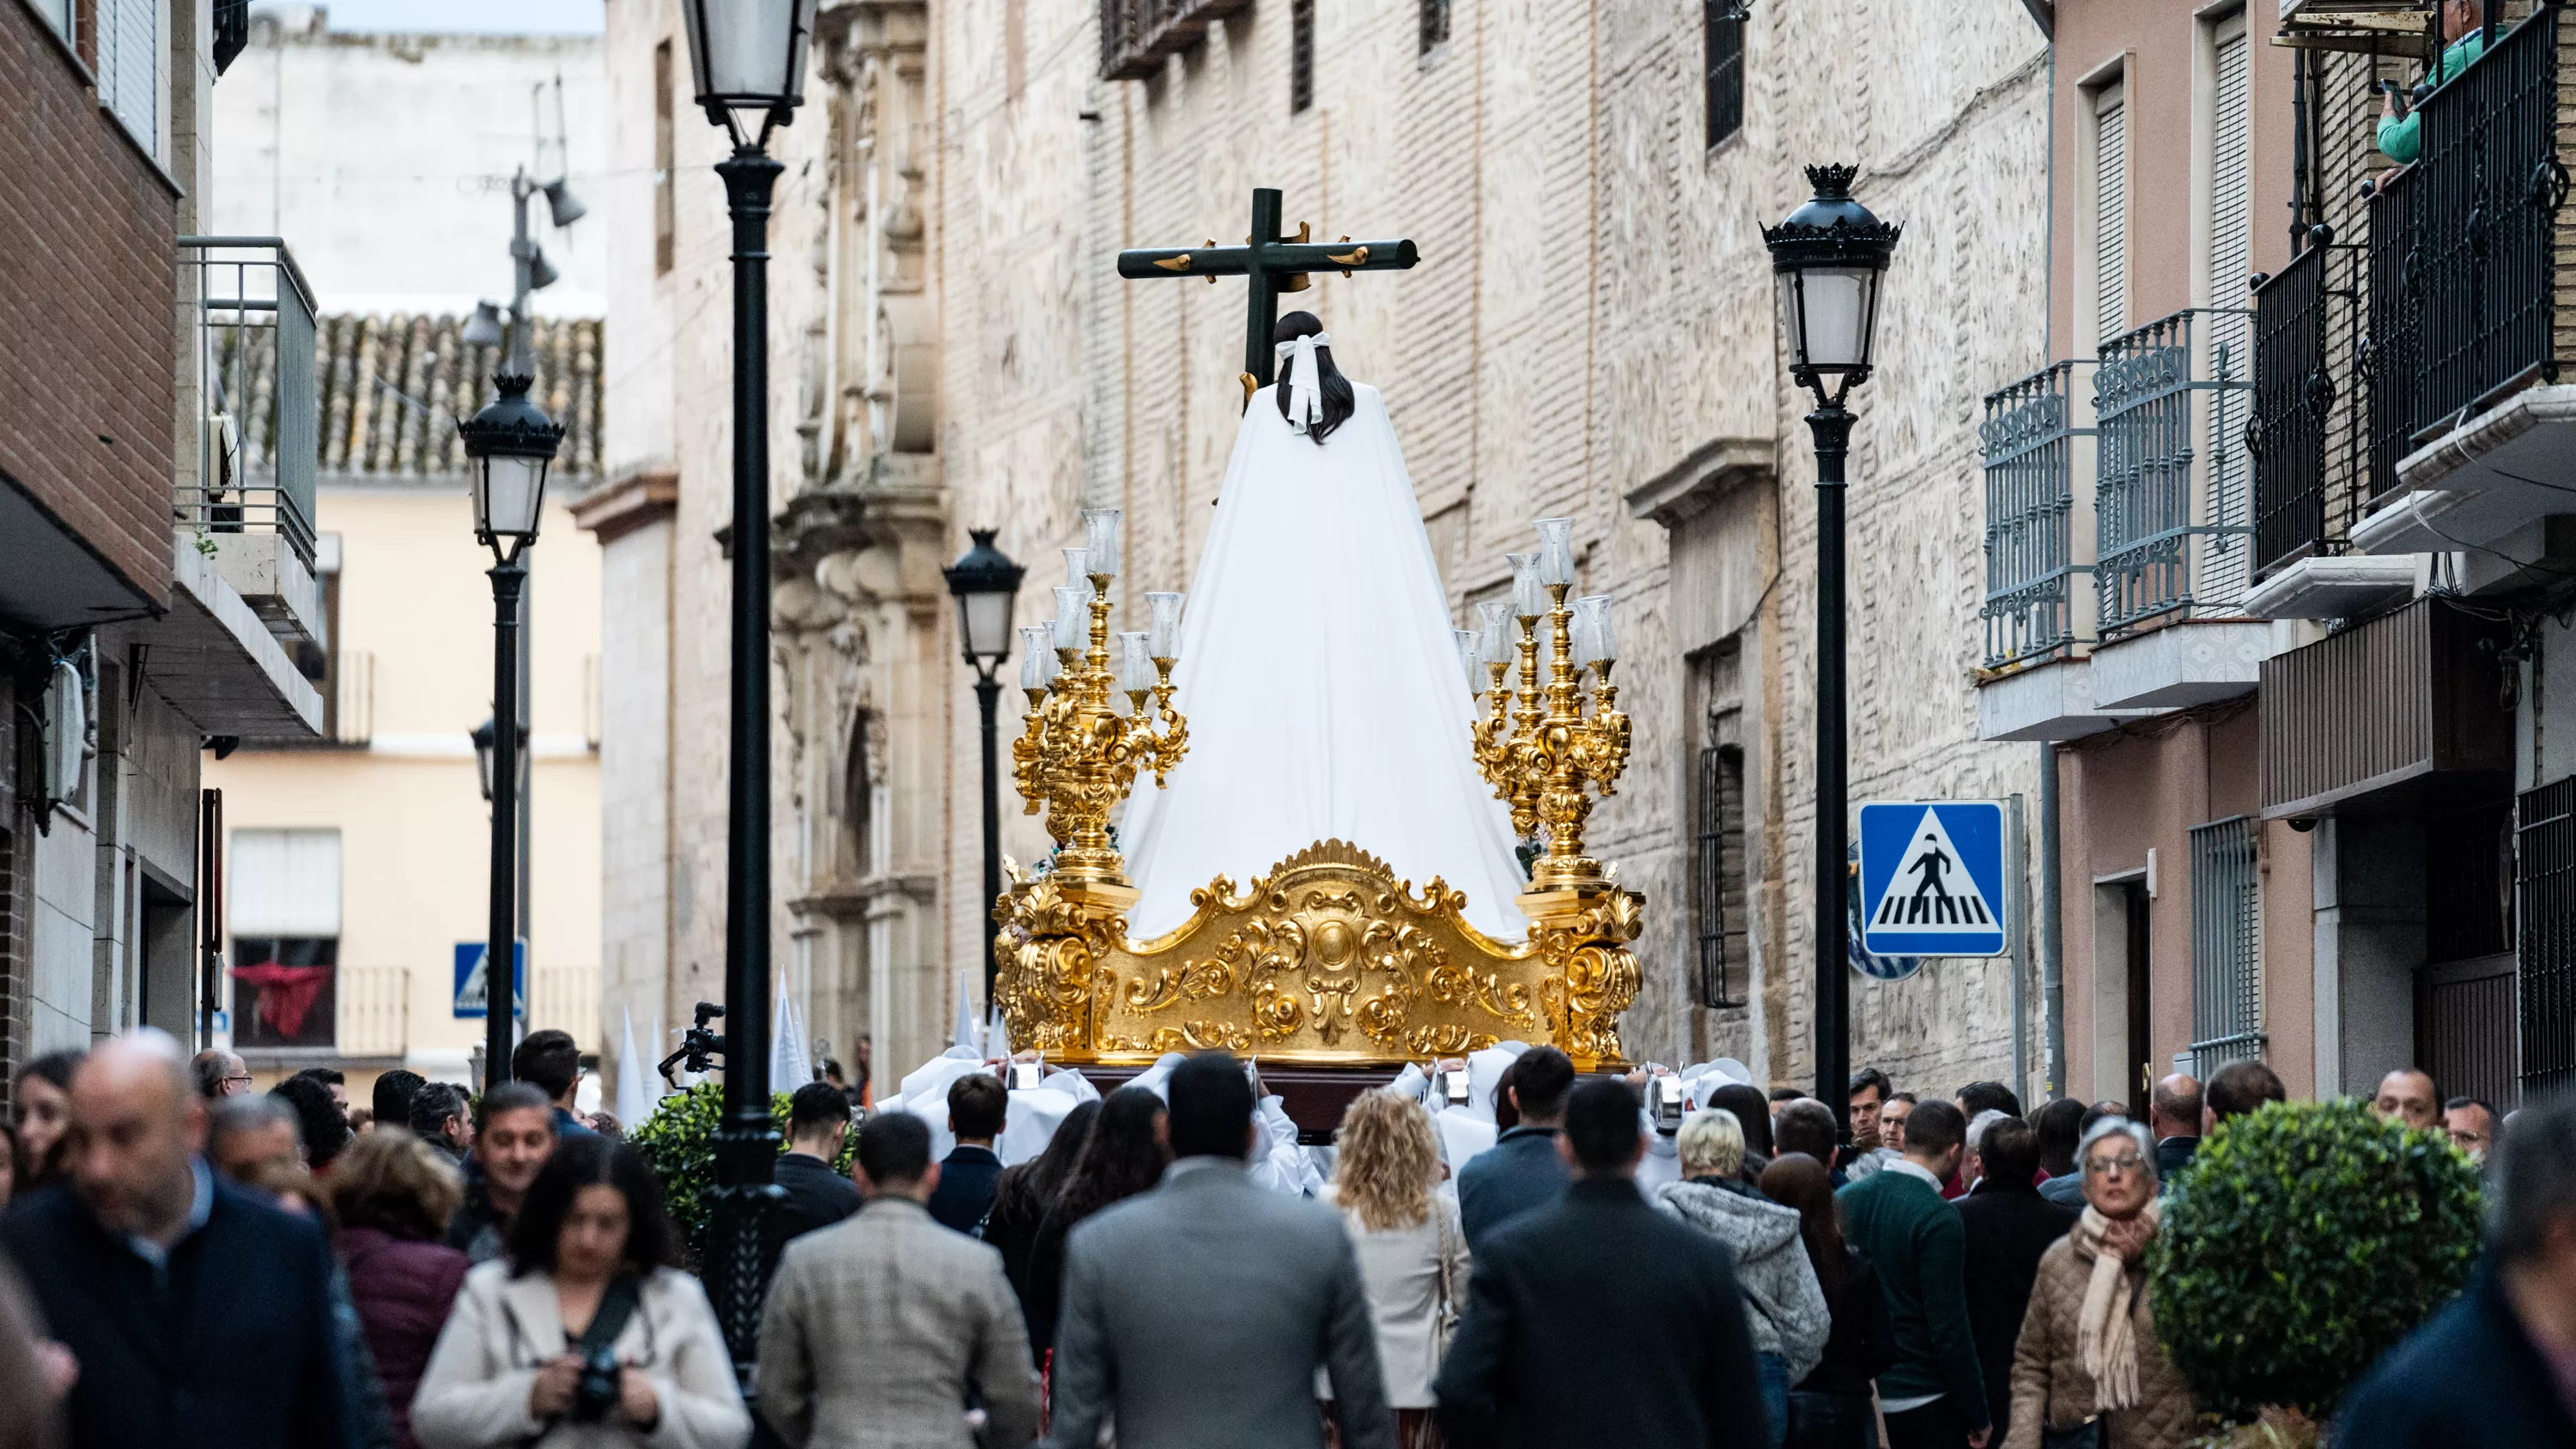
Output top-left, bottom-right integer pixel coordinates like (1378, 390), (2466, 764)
(2002, 1119), (2197, 1449)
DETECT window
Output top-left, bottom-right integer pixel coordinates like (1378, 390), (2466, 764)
(1419, 0), (1449, 55)
(1693, 743), (1748, 1009)
(2186, 815), (2263, 1078)
(94, 0), (162, 158)
(654, 40), (677, 277)
(2093, 82), (2129, 345)
(1705, 2), (1746, 150)
(228, 828), (342, 1049)
(29, 0), (70, 42)
(1290, 0), (1315, 115)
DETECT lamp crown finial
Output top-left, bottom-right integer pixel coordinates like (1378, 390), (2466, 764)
(1805, 163), (1862, 198)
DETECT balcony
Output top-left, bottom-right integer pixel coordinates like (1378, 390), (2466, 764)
(2260, 597), (2512, 819)
(2087, 308), (2271, 707)
(1100, 0), (1253, 81)
(157, 239), (325, 737)
(2359, 7), (2576, 579)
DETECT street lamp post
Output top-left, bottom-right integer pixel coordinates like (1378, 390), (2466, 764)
(679, 0), (818, 1373)
(1763, 164), (1899, 1137)
(943, 530), (1027, 1007)
(457, 372), (564, 1092)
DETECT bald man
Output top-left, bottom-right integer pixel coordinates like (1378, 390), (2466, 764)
(2375, 1069), (2442, 1131)
(2151, 1073), (2203, 1180)
(1, 1029), (349, 1449)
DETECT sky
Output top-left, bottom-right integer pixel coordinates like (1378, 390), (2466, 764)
(258, 0), (605, 35)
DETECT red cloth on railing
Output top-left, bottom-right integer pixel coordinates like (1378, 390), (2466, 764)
(231, 961), (331, 1038)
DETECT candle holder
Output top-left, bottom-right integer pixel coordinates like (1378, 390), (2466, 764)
(1009, 568), (1188, 903)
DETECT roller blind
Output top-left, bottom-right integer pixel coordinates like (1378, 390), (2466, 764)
(94, 0), (162, 161)
(230, 828), (343, 937)
(2095, 86), (2129, 346)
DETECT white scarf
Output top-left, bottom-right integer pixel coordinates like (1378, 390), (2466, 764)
(1274, 331), (1332, 433)
(2074, 1200), (2159, 1413)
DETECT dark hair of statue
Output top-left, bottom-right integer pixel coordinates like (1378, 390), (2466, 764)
(1273, 311), (1355, 446)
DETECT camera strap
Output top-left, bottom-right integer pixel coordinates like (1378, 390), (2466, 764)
(578, 1274), (645, 1362)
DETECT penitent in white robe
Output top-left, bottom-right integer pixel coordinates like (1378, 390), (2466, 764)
(1117, 381), (1529, 941)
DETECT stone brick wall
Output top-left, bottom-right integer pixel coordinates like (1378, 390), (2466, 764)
(0, 3), (179, 605)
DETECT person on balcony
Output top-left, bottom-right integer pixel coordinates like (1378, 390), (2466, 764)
(2379, 0), (2488, 165)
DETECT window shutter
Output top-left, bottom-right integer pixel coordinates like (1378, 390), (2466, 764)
(2095, 90), (2128, 346)
(230, 828), (344, 938)
(95, 0), (162, 159)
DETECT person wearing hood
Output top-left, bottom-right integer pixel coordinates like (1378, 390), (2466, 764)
(1657, 1110), (1830, 1449)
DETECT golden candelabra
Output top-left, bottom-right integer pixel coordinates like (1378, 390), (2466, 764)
(992, 510), (1643, 1070)
(1469, 523), (1633, 896)
(1010, 512), (1188, 906)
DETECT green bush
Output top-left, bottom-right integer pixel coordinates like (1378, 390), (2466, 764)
(2150, 1098), (2482, 1422)
(628, 1081), (859, 1256)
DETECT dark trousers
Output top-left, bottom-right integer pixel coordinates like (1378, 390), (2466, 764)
(1786, 1390), (1877, 1449)
(1884, 1398), (1976, 1449)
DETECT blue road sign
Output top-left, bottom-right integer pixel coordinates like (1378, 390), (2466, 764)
(453, 940), (527, 1019)
(1858, 801), (2008, 958)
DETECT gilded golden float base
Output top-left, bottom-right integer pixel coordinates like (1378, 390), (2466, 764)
(993, 840), (1641, 1070)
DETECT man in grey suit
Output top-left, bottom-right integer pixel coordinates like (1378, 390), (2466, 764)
(1042, 1052), (1396, 1449)
(759, 1111), (1042, 1449)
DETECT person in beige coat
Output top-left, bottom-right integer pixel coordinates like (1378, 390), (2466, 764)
(2004, 1119), (2197, 1449)
(757, 1113), (1041, 1449)
(413, 1137), (748, 1449)
(1321, 1090), (1473, 1449)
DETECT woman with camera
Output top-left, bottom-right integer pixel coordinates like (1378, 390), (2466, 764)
(413, 1137), (748, 1449)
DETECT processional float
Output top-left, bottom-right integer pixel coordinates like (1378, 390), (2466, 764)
(991, 187), (1643, 1084)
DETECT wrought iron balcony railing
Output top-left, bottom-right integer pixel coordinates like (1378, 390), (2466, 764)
(1100, 0), (1252, 81)
(1981, 360), (2096, 670)
(2251, 233), (2379, 575)
(179, 238), (319, 569)
(2366, 4), (2569, 504)
(2095, 307), (2257, 636)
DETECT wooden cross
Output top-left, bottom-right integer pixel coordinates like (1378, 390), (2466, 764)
(1116, 186), (1419, 401)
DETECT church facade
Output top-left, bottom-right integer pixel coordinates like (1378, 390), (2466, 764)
(593, 0), (2056, 1095)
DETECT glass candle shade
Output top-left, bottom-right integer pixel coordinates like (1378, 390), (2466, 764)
(1116, 632), (1154, 695)
(1455, 628), (1484, 694)
(1507, 552), (1545, 620)
(1571, 595), (1611, 667)
(1082, 508), (1122, 581)
(1584, 594), (1617, 663)
(1534, 518), (1577, 588)
(1053, 585), (1089, 652)
(1146, 591), (1184, 658)
(1060, 547), (1091, 593)
(1476, 599), (1515, 666)
(1019, 626), (1055, 689)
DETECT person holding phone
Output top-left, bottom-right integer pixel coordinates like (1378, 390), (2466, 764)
(2380, 0), (2488, 163)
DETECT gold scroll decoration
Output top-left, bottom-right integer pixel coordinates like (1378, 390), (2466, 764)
(993, 839), (1641, 1070)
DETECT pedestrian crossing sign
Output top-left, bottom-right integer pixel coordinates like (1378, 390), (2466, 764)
(453, 940), (527, 1019)
(1857, 802), (2008, 959)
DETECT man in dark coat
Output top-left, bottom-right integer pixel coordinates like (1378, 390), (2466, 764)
(927, 1071), (1008, 1234)
(1456, 1046), (1576, 1255)
(1954, 1117), (2076, 1439)
(3, 1031), (349, 1449)
(2338, 1091), (2576, 1447)
(2150, 1073), (2202, 1181)
(774, 1081), (861, 1243)
(1435, 1076), (1770, 1448)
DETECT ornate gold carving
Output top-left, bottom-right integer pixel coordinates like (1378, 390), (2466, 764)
(995, 839), (1638, 1069)
(1010, 574), (1188, 895)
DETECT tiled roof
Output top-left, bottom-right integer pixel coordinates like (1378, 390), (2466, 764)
(216, 313), (603, 481)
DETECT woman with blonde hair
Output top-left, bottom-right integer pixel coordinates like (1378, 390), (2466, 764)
(1323, 1088), (1471, 1448)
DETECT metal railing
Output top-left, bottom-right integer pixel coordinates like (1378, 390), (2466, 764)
(2519, 774), (2576, 1098)
(179, 238), (319, 569)
(1981, 361), (2096, 669)
(2095, 308), (2257, 635)
(2364, 6), (2567, 503)
(1100, 0), (1251, 79)
(2252, 244), (2341, 573)
(337, 965), (408, 1058)
(2187, 815), (2265, 1079)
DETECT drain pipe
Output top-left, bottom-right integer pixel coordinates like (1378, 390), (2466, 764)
(2040, 741), (2066, 1098)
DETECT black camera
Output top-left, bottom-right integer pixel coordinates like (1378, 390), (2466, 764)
(569, 1345), (623, 1423)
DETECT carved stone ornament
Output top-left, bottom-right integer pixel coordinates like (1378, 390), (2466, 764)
(993, 839), (1641, 1070)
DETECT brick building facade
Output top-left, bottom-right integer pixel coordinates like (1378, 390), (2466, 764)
(598, 0), (2058, 1095)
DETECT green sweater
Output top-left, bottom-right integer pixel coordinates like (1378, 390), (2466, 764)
(1836, 1165), (1990, 1428)
(2379, 29), (2488, 165)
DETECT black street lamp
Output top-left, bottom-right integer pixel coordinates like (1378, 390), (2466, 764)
(470, 715), (530, 803)
(1763, 163), (1899, 1137)
(457, 370), (564, 1092)
(678, 0), (817, 1372)
(943, 530), (1026, 1007)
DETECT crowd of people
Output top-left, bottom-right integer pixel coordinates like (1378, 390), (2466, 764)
(0, 1027), (2568, 1449)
